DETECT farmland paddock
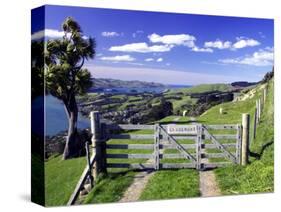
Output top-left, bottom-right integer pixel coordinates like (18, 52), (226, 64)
(68, 111), (250, 205)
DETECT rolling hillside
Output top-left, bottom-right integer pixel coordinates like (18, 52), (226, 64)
(166, 83), (232, 95)
(44, 78), (273, 205)
(199, 78), (274, 194)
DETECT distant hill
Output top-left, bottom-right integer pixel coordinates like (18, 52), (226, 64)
(91, 78), (165, 89)
(167, 83), (232, 95)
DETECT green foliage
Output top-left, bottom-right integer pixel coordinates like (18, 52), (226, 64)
(142, 100), (173, 123)
(139, 169), (200, 200)
(45, 17), (96, 101)
(31, 41), (44, 99)
(45, 17), (96, 159)
(261, 67), (274, 84)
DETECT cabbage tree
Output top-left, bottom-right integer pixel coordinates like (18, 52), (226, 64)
(45, 17), (96, 159)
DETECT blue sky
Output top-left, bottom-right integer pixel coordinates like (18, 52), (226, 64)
(32, 5), (274, 85)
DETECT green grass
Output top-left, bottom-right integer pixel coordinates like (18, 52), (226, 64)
(107, 138), (153, 166)
(45, 154), (87, 206)
(45, 80), (274, 205)
(156, 115), (190, 124)
(171, 96), (194, 112)
(105, 136), (154, 173)
(215, 161), (273, 194)
(31, 154), (45, 205)
(83, 171), (135, 204)
(212, 79), (274, 194)
(117, 99), (147, 110)
(86, 131), (154, 203)
(167, 83), (231, 95)
(164, 83), (231, 114)
(157, 115), (179, 123)
(197, 98), (257, 125)
(139, 169), (200, 200)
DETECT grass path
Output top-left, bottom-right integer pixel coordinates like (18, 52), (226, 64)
(190, 116), (221, 197)
(119, 116), (184, 202)
(199, 170), (221, 197)
(119, 170), (155, 202)
(137, 115), (222, 200)
(118, 157), (155, 202)
(199, 155), (221, 197)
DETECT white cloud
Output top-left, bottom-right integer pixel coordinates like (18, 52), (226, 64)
(32, 29), (88, 40)
(145, 58), (154, 62)
(101, 31), (120, 37)
(232, 38), (260, 49)
(204, 38), (260, 50)
(100, 55), (135, 62)
(148, 33), (196, 48)
(192, 46), (213, 53)
(111, 33), (199, 54)
(219, 48), (274, 66)
(166, 63), (171, 66)
(32, 29), (64, 40)
(204, 40), (232, 49)
(31, 30), (45, 40)
(109, 42), (172, 53)
(156, 58), (163, 62)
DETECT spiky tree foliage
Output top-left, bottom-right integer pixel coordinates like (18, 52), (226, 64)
(45, 17), (96, 159)
(31, 41), (44, 99)
(261, 66), (274, 84)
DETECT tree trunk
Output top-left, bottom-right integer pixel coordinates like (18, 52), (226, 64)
(63, 93), (80, 159)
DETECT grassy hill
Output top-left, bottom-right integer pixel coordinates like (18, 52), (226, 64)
(199, 78), (274, 194)
(141, 79), (273, 199)
(166, 83), (232, 95)
(45, 154), (87, 206)
(164, 83), (232, 114)
(44, 79), (273, 205)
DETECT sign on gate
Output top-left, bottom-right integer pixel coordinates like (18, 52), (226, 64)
(167, 124), (197, 135)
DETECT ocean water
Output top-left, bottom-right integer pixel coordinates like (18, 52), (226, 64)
(45, 95), (90, 136)
(32, 95), (90, 136)
(89, 85), (191, 94)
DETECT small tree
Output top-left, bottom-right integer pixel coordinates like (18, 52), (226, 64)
(45, 17), (96, 159)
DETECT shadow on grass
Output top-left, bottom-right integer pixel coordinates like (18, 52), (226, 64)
(249, 140), (274, 160)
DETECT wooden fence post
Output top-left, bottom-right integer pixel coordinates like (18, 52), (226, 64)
(241, 113), (250, 165)
(258, 98), (261, 121)
(235, 124), (242, 164)
(263, 88), (267, 103)
(85, 141), (93, 188)
(196, 124), (202, 170)
(154, 124), (160, 170)
(253, 108), (257, 139)
(90, 111), (107, 178)
(256, 99), (261, 123)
